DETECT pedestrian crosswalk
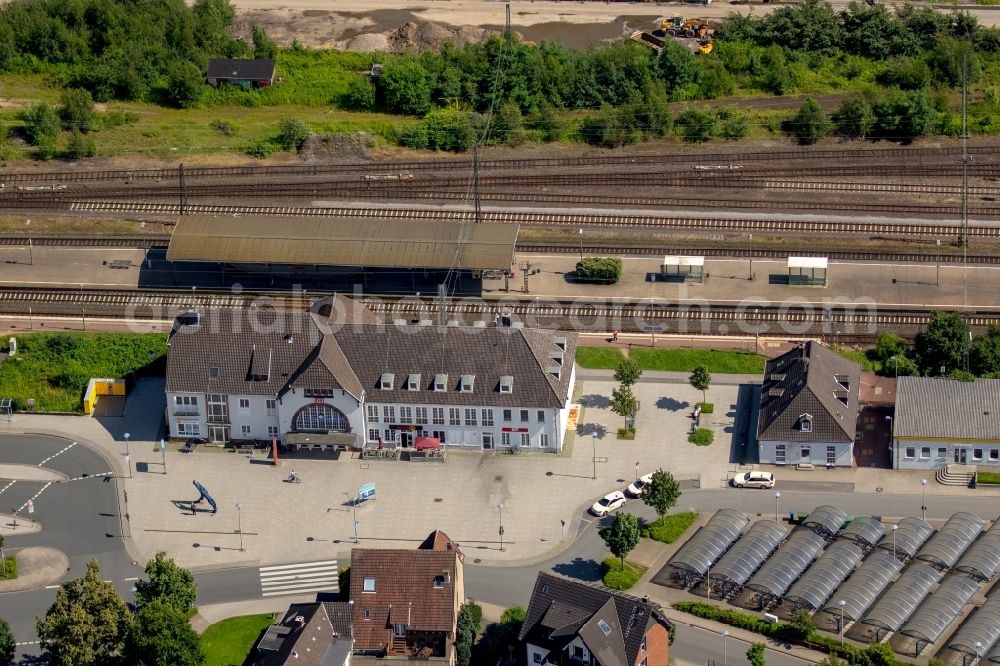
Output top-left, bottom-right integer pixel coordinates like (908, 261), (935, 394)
(259, 560), (340, 598)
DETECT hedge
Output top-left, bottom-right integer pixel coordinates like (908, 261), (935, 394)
(575, 257), (623, 284)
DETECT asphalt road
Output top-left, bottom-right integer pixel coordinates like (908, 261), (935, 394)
(0, 435), (141, 659)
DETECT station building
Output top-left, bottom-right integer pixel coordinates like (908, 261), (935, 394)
(164, 297), (577, 453)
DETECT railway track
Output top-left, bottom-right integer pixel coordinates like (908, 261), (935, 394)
(48, 201), (1000, 237)
(2, 286), (999, 336)
(3, 143), (998, 185)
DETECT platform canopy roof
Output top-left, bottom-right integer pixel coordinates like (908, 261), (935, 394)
(861, 562), (940, 632)
(788, 256), (828, 269)
(667, 508), (749, 576)
(785, 540), (863, 611)
(824, 551), (903, 622)
(900, 574), (981, 644)
(875, 518), (934, 560)
(746, 529), (826, 599)
(948, 592), (1000, 656)
(711, 520), (788, 587)
(915, 512), (985, 569)
(955, 518), (1000, 580)
(166, 215), (519, 271)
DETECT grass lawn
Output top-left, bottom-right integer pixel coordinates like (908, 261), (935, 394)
(201, 614), (275, 666)
(697, 402), (714, 413)
(831, 346), (880, 372)
(628, 348), (767, 374)
(575, 346), (626, 369)
(641, 511), (698, 544)
(0, 332), (167, 412)
(0, 555), (16, 580)
(601, 557), (647, 591)
(977, 472), (1000, 484)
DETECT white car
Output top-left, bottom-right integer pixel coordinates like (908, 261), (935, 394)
(590, 491), (627, 517)
(626, 473), (654, 498)
(731, 471), (776, 489)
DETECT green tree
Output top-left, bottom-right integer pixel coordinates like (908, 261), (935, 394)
(455, 602), (481, 666)
(689, 365), (711, 403)
(36, 559), (132, 665)
(379, 57), (431, 116)
(251, 25), (277, 60)
(832, 93), (876, 139)
(610, 384), (638, 430)
(278, 119), (310, 151)
(873, 331), (907, 363)
(165, 62), (204, 109)
(760, 45), (796, 95)
(873, 90), (935, 142)
(603, 512), (641, 569)
(424, 109), (474, 152)
(21, 102), (60, 146)
(789, 610), (816, 636)
(0, 618), (13, 664)
(124, 599), (204, 666)
(888, 354), (920, 377)
(134, 552), (197, 613)
(343, 76), (376, 110)
(746, 642), (767, 666)
(675, 108), (718, 142)
(915, 310), (968, 375)
(58, 88), (95, 133)
(659, 40), (699, 93)
(489, 101), (525, 146)
(789, 98), (830, 145)
(614, 357), (642, 387)
(643, 469), (681, 523)
(697, 58), (737, 100)
(971, 324), (1000, 376)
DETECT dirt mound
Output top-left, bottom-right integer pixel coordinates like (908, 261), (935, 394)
(341, 32), (391, 52)
(299, 132), (375, 162)
(388, 21), (496, 51)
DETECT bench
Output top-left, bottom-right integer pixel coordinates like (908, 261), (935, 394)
(796, 463), (815, 470)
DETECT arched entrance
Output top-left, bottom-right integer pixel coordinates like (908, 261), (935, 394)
(293, 403), (350, 433)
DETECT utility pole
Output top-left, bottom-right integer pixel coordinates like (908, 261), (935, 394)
(961, 44), (971, 373)
(179, 163), (188, 216)
(472, 145), (482, 224)
(437, 283), (447, 327)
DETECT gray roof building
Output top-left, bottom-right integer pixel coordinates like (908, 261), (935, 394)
(166, 301), (576, 408)
(757, 342), (861, 444)
(895, 376), (1000, 440)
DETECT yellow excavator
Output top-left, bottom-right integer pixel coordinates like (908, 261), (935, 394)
(661, 15), (714, 39)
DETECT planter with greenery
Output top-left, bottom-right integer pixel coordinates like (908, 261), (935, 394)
(640, 512), (698, 544)
(574, 257), (623, 284)
(689, 428), (714, 446)
(601, 557), (646, 591)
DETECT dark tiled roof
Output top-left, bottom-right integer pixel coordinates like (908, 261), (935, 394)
(757, 341), (860, 444)
(518, 572), (671, 666)
(256, 602), (339, 666)
(207, 58), (276, 80)
(322, 602), (353, 638)
(349, 536), (460, 652)
(895, 376), (1000, 439)
(167, 306), (576, 408)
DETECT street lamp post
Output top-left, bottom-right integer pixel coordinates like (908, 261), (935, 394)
(25, 219), (32, 266)
(774, 491), (781, 522)
(920, 478), (928, 521)
(748, 233), (753, 280)
(838, 599), (847, 645)
(80, 283), (86, 330)
(975, 641), (983, 666)
(592, 434), (597, 480)
(891, 523), (898, 559)
(498, 502), (505, 552)
(722, 630), (729, 666)
(235, 502), (244, 551)
(578, 228), (584, 260)
(124, 432), (131, 479)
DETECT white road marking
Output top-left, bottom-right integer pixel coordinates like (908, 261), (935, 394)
(259, 560), (339, 598)
(69, 471), (114, 481)
(0, 480), (16, 496)
(16, 481), (52, 512)
(38, 442), (76, 467)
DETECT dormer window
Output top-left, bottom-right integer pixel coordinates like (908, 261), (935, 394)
(379, 373), (394, 390)
(434, 575), (445, 588)
(799, 413), (813, 433)
(363, 577), (376, 592)
(550, 352), (564, 366)
(407, 374), (421, 391)
(555, 336), (567, 351)
(434, 374), (448, 392)
(499, 376), (513, 394)
(460, 375), (475, 393)
(835, 374), (850, 390)
(209, 367), (219, 379)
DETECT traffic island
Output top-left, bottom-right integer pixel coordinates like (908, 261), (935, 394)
(0, 546), (69, 592)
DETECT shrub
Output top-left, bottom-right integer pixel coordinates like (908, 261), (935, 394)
(278, 119), (310, 151)
(617, 428), (636, 440)
(246, 140), (276, 159)
(338, 566), (350, 592)
(65, 130), (97, 159)
(100, 110), (140, 129)
(698, 402), (714, 413)
(675, 108), (718, 142)
(58, 88), (96, 133)
(342, 76), (376, 110)
(424, 109), (474, 152)
(210, 119), (238, 136)
(688, 428), (714, 446)
(575, 257), (623, 284)
(21, 103), (60, 146)
(398, 123), (429, 149)
(788, 97), (830, 145)
(639, 511), (698, 543)
(165, 62), (204, 109)
(601, 557), (642, 591)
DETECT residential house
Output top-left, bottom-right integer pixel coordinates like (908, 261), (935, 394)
(757, 341), (861, 467)
(518, 572), (672, 666)
(254, 601), (353, 665)
(206, 58), (277, 87)
(893, 375), (1000, 469)
(165, 296), (577, 452)
(350, 530), (464, 663)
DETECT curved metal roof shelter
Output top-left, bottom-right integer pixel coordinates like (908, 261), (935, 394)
(668, 508), (749, 576)
(900, 574), (981, 644)
(785, 540), (863, 611)
(803, 505), (848, 537)
(746, 529), (826, 598)
(955, 518), (1000, 581)
(948, 592), (1000, 656)
(861, 562), (940, 632)
(876, 518), (934, 560)
(711, 520), (788, 587)
(823, 551), (903, 621)
(915, 512), (985, 569)
(838, 516), (885, 548)
(991, 644), (1000, 664)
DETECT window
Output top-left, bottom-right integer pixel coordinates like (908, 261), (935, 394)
(407, 374), (421, 391)
(416, 407), (428, 425)
(520, 433), (530, 448)
(801, 446), (811, 460)
(481, 409), (494, 427)
(177, 421), (200, 436)
(520, 409), (529, 423)
(775, 444), (786, 464)
(449, 408), (461, 426)
(240, 425), (252, 437)
(383, 428), (399, 443)
(238, 398), (250, 411)
(207, 394), (228, 422)
(597, 621), (611, 637)
(363, 609), (371, 621)
(503, 409), (512, 422)
(383, 406), (395, 423)
(939, 447), (948, 458)
(501, 432), (511, 448)
(499, 375), (513, 393)
(920, 447), (931, 460)
(434, 374), (447, 392)
(799, 413), (813, 432)
(379, 373), (394, 390)
(991, 449), (999, 461)
(432, 408), (445, 425)
(532, 655), (542, 664)
(174, 395), (198, 406)
(209, 367), (220, 379)
(460, 375), (475, 393)
(641, 660), (648, 666)
(294, 404), (348, 432)
(368, 428), (379, 442)
(827, 446), (836, 465)
(640, 637), (647, 652)
(363, 577), (376, 592)
(267, 426), (279, 437)
(400, 407), (413, 424)
(574, 646), (584, 658)
(432, 430), (446, 443)
(539, 434), (549, 448)
(537, 410), (545, 422)
(265, 399), (277, 415)
(905, 447), (916, 459)
(464, 409), (477, 426)
(367, 405), (380, 423)
(304, 388), (334, 398)
(974, 448), (984, 460)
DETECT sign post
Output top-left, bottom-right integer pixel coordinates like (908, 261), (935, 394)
(160, 439), (166, 474)
(26, 500), (33, 516)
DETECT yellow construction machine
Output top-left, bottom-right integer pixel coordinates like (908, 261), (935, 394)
(661, 16), (714, 39)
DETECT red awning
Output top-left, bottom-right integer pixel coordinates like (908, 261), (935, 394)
(414, 437), (441, 451)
